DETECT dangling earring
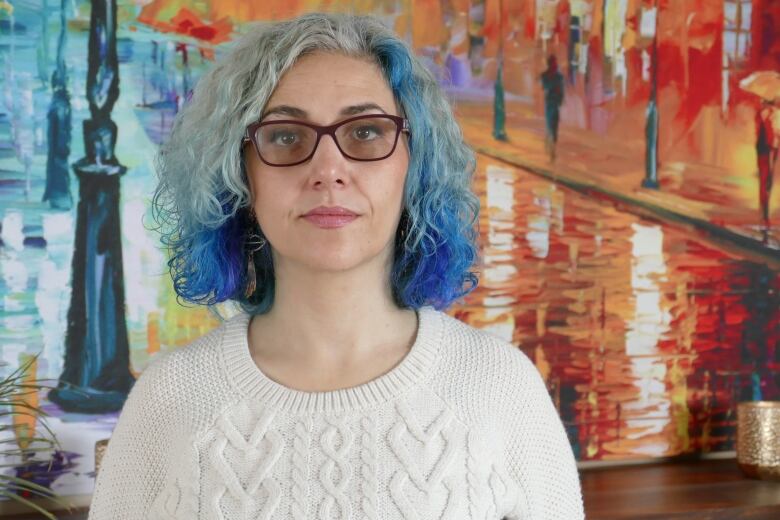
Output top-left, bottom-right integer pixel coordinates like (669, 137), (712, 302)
(398, 209), (410, 243)
(245, 211), (267, 298)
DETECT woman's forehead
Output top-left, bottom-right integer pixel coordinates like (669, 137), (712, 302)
(264, 53), (397, 116)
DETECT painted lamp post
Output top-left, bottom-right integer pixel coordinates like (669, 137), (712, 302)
(42, 0), (73, 210)
(494, 63), (508, 141)
(493, 0), (508, 141)
(48, 0), (135, 413)
(640, 0), (660, 189)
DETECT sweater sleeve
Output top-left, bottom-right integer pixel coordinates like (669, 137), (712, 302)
(87, 356), (175, 519)
(502, 348), (584, 520)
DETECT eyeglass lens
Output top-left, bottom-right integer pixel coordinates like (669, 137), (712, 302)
(255, 117), (400, 165)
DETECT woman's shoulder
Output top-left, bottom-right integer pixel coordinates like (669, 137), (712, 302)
(144, 316), (229, 375)
(129, 313), (243, 411)
(435, 309), (535, 376)
(430, 310), (546, 416)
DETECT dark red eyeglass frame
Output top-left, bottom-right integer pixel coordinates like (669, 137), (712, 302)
(242, 114), (411, 167)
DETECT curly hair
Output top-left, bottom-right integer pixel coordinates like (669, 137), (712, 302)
(151, 12), (480, 314)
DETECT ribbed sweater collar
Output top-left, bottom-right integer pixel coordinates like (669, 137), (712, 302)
(220, 306), (443, 413)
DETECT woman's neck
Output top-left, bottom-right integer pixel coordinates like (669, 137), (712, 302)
(248, 258), (417, 368)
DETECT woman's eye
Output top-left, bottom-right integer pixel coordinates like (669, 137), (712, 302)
(270, 132), (298, 146)
(353, 126), (382, 141)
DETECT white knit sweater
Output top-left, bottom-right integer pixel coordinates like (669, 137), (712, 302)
(88, 306), (583, 519)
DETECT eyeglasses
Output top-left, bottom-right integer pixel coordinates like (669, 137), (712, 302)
(243, 114), (410, 167)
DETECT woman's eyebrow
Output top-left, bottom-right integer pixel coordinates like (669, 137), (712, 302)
(262, 105), (307, 119)
(261, 102), (388, 119)
(339, 103), (388, 116)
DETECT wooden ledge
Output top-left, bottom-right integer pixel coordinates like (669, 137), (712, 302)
(582, 458), (780, 519)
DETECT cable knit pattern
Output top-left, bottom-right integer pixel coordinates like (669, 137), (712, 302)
(359, 415), (378, 519)
(291, 415), (312, 519)
(318, 414), (354, 519)
(88, 306), (583, 519)
(466, 430), (485, 519)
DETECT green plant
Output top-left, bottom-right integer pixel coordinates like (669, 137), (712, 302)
(0, 353), (70, 519)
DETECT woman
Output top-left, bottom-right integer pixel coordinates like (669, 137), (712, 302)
(88, 13), (583, 519)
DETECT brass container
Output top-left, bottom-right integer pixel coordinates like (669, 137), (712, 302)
(95, 438), (110, 475)
(736, 401), (780, 481)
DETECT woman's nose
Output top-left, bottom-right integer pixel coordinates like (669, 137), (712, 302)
(306, 134), (349, 187)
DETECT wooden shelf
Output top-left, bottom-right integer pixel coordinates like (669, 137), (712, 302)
(2, 508), (87, 519)
(582, 458), (780, 519)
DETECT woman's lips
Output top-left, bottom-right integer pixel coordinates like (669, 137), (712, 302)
(303, 214), (358, 228)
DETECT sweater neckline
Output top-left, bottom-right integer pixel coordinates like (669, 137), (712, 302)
(220, 306), (443, 413)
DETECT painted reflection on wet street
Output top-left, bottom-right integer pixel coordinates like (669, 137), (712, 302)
(452, 156), (779, 462)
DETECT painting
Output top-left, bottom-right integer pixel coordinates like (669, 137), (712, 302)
(0, 0), (777, 505)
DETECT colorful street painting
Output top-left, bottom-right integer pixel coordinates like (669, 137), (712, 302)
(0, 0), (777, 504)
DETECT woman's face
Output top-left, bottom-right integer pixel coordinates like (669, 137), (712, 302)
(244, 51), (410, 275)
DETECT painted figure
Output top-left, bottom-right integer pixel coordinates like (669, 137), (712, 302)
(541, 55), (565, 161)
(756, 99), (779, 226)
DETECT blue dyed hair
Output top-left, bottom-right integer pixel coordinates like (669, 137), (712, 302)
(152, 12), (480, 314)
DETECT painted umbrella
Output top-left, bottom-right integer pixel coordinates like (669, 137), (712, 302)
(739, 71), (780, 102)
